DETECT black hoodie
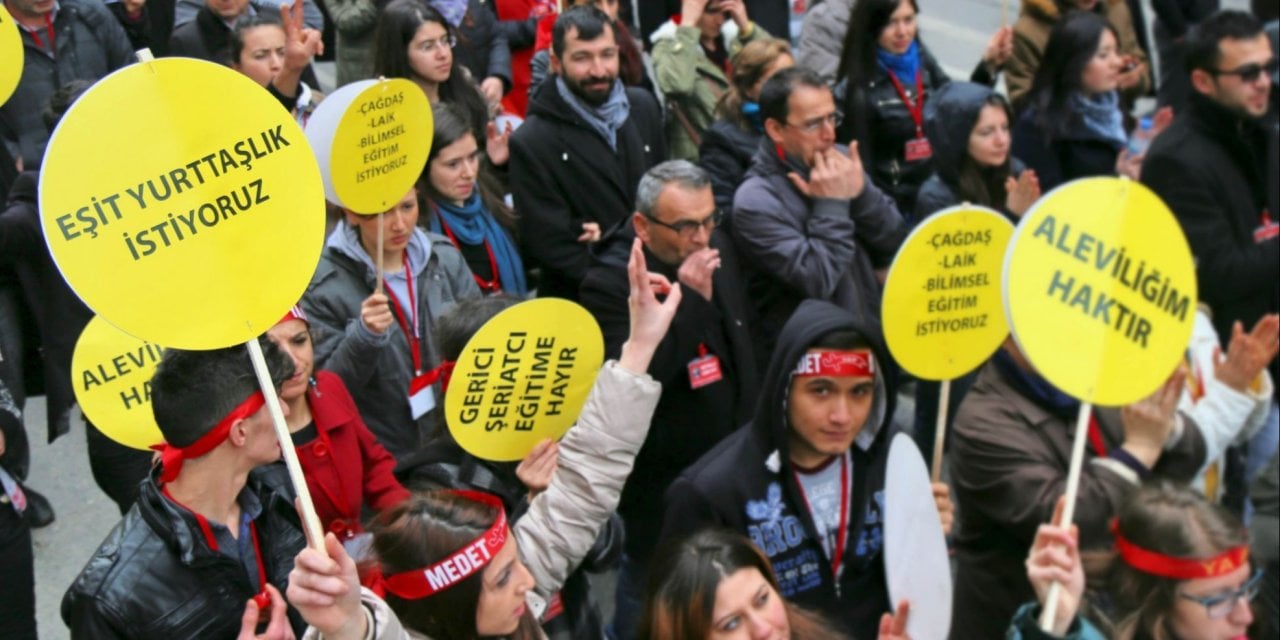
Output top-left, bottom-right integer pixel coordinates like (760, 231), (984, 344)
(661, 299), (898, 640)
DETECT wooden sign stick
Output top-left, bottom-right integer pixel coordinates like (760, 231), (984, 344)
(374, 217), (385, 294)
(247, 339), (326, 551)
(1038, 401), (1093, 632)
(930, 378), (951, 483)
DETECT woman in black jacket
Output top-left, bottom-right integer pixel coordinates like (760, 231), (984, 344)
(835, 0), (1013, 216)
(698, 37), (793, 219)
(1011, 10), (1129, 192)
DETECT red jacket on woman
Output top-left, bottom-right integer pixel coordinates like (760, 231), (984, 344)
(298, 371), (410, 539)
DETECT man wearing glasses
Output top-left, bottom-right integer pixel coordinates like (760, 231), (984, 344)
(580, 160), (758, 640)
(1142, 9), (1279, 513)
(730, 66), (906, 366)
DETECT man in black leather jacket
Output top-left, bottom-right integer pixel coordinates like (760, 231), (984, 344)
(62, 343), (308, 639)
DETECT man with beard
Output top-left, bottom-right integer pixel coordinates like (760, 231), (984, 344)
(1142, 9), (1279, 506)
(510, 5), (665, 300)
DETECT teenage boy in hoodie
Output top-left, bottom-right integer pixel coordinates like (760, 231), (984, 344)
(660, 299), (953, 640)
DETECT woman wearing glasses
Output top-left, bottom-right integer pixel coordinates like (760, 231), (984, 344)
(372, 1), (512, 168)
(1011, 484), (1262, 639)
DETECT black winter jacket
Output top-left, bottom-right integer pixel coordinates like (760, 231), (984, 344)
(699, 118), (762, 220)
(1142, 94), (1280, 394)
(662, 300), (899, 640)
(837, 43), (997, 215)
(0, 172), (93, 444)
(510, 79), (665, 299)
(453, 0), (512, 90)
(1011, 106), (1121, 192)
(62, 464), (307, 639)
(580, 225), (758, 561)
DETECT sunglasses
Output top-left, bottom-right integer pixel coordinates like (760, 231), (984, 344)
(1212, 59), (1278, 83)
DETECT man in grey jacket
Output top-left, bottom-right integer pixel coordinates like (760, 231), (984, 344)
(2, 0), (133, 167)
(730, 66), (906, 365)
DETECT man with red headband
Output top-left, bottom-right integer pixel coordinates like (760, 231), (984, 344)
(62, 343), (309, 639)
(661, 299), (952, 640)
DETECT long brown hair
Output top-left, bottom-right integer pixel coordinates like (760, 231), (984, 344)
(368, 493), (543, 639)
(639, 529), (847, 640)
(1094, 482), (1250, 640)
(716, 38), (793, 128)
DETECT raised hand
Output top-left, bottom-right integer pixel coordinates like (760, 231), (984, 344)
(877, 600), (911, 640)
(1120, 366), (1186, 466)
(577, 222), (601, 244)
(288, 533), (367, 640)
(932, 482), (954, 536)
(1025, 497), (1083, 637)
(516, 438), (560, 499)
(983, 26), (1013, 68)
(486, 119), (514, 167)
(677, 247), (721, 301)
(788, 142), (864, 200)
(1004, 169), (1041, 217)
(360, 292), (394, 335)
(618, 238), (682, 374)
(1214, 314), (1280, 392)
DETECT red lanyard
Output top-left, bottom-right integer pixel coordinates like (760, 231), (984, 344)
(162, 487), (271, 608)
(24, 13), (56, 55)
(382, 254), (422, 374)
(793, 453), (851, 581)
(436, 215), (501, 293)
(885, 69), (926, 137)
(1087, 412), (1108, 458)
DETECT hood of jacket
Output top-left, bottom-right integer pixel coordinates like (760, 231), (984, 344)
(749, 299), (895, 463)
(924, 82), (1001, 190)
(324, 222), (431, 282)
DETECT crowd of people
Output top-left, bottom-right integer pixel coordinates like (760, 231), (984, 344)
(2, 0), (1279, 638)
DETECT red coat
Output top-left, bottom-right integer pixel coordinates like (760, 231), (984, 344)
(297, 371), (410, 539)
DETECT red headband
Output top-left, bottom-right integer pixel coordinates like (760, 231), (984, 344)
(152, 391), (267, 483)
(368, 491), (508, 599)
(793, 350), (876, 378)
(278, 305), (308, 326)
(1111, 519), (1250, 580)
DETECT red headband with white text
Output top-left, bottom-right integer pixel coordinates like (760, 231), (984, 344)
(1111, 519), (1249, 580)
(371, 491), (509, 599)
(793, 350), (876, 378)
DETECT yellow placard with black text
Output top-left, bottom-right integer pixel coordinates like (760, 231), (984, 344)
(72, 316), (164, 451)
(0, 12), (21, 107)
(1003, 177), (1197, 406)
(445, 299), (604, 462)
(38, 58), (326, 349)
(304, 78), (432, 214)
(883, 206), (1013, 380)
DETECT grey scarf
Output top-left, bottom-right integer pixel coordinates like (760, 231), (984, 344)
(556, 76), (631, 151)
(1068, 91), (1126, 147)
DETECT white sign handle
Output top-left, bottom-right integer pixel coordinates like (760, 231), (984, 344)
(1038, 401), (1092, 631)
(930, 378), (951, 483)
(246, 338), (326, 552)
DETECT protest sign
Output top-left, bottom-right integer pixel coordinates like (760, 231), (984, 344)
(445, 299), (604, 462)
(0, 12), (20, 106)
(72, 316), (164, 451)
(884, 433), (952, 640)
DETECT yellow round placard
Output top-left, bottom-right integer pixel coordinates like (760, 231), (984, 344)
(72, 316), (164, 451)
(883, 206), (1013, 380)
(305, 78), (433, 214)
(1003, 177), (1197, 406)
(0, 12), (21, 107)
(38, 58), (326, 349)
(445, 299), (604, 462)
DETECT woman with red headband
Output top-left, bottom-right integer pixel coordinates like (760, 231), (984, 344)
(286, 239), (681, 640)
(1012, 483), (1261, 639)
(266, 306), (410, 550)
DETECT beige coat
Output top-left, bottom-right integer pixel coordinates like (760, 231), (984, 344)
(1006, 0), (1152, 106)
(305, 361), (662, 640)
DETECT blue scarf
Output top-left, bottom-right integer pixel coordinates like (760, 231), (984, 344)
(992, 348), (1079, 420)
(875, 40), (921, 83)
(556, 76), (631, 151)
(430, 194), (528, 295)
(742, 101), (764, 133)
(1067, 91), (1126, 147)
(428, 0), (467, 26)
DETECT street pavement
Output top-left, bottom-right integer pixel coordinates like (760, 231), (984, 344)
(23, 0), (1250, 637)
